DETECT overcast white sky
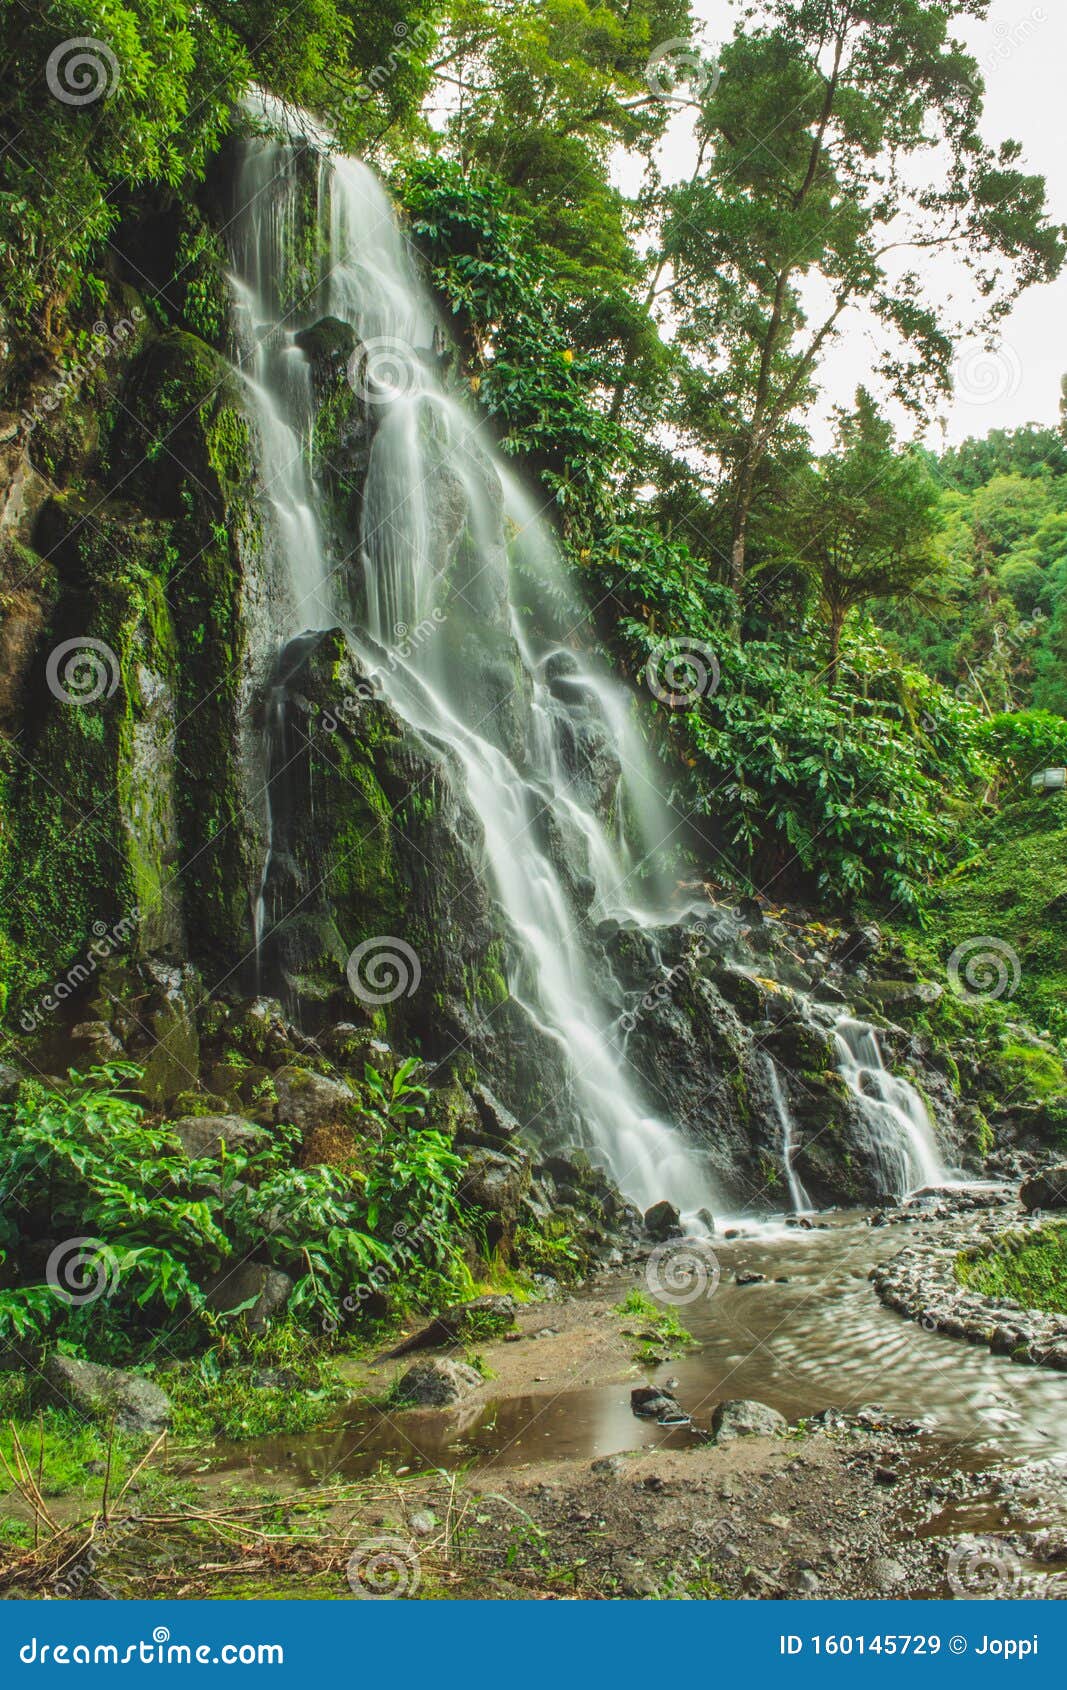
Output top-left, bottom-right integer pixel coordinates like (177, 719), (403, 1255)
(628, 0), (1066, 448)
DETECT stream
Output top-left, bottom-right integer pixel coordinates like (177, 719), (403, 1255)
(196, 1211), (1067, 1586)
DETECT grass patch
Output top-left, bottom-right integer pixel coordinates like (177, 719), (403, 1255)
(614, 1288), (695, 1360)
(956, 1222), (1067, 1316)
(0, 1374), (145, 1502)
(165, 1322), (348, 1442)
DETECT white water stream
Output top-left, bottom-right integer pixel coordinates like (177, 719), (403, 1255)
(833, 1015), (946, 1200)
(226, 99), (718, 1223)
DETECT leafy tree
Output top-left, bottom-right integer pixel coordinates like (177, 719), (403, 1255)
(0, 0), (437, 340)
(789, 393), (943, 684)
(658, 0), (1065, 597)
(430, 0), (697, 391)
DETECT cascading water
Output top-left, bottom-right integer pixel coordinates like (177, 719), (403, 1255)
(833, 1016), (945, 1200)
(763, 1055), (811, 1214)
(225, 98), (719, 1224)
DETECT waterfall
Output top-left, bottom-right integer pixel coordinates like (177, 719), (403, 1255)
(224, 97), (720, 1226)
(833, 1016), (945, 1200)
(763, 1055), (811, 1214)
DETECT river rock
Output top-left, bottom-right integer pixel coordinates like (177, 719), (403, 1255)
(712, 1399), (788, 1441)
(394, 1358), (482, 1407)
(1020, 1164), (1067, 1212)
(169, 1114), (270, 1160)
(204, 1262), (293, 1331)
(630, 1386), (685, 1421)
(43, 1355), (171, 1436)
(644, 1200), (682, 1241)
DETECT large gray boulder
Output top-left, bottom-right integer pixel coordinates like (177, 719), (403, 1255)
(44, 1355), (171, 1436)
(272, 1065), (371, 1137)
(394, 1358), (482, 1407)
(204, 1262), (293, 1332)
(712, 1398), (788, 1441)
(169, 1114), (269, 1160)
(458, 1147), (530, 1217)
(1021, 1164), (1067, 1212)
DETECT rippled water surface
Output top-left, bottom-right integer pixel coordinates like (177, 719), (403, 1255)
(208, 1215), (1067, 1496)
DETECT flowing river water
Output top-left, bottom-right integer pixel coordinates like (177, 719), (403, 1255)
(199, 1212), (1067, 1590)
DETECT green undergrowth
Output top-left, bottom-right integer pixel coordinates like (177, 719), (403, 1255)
(888, 792), (1067, 1045)
(0, 1059), (475, 1364)
(956, 1223), (1067, 1315)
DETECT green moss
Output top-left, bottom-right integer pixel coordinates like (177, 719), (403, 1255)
(885, 792), (1067, 1043)
(957, 1223), (1067, 1316)
(986, 1040), (1067, 1101)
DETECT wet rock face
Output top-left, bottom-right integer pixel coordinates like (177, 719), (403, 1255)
(643, 1200), (682, 1241)
(204, 1262), (294, 1333)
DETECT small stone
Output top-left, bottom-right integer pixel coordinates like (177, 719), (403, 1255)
(591, 1454), (625, 1475)
(409, 1509), (437, 1537)
(712, 1399), (788, 1441)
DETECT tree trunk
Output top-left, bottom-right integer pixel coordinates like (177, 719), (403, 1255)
(827, 607), (845, 689)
